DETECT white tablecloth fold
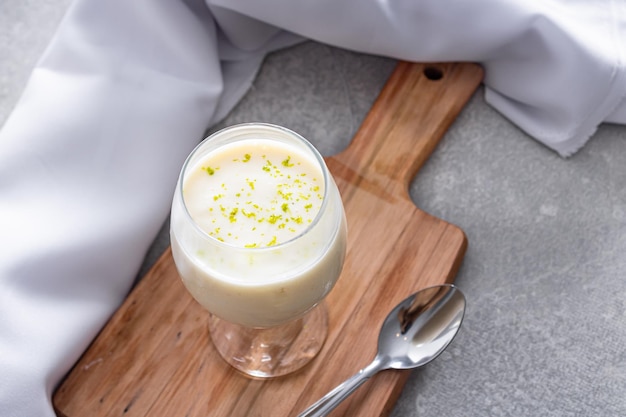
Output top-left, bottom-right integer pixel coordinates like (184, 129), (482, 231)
(1, 1), (624, 416)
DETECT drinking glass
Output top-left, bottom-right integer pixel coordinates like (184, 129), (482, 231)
(170, 123), (347, 378)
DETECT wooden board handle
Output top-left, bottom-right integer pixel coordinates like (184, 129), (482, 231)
(329, 61), (483, 200)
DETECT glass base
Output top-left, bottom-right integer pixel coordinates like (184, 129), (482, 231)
(208, 302), (328, 378)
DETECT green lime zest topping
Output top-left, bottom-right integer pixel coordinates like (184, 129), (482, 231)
(282, 156), (294, 167)
(278, 190), (292, 200)
(268, 214), (282, 224)
(241, 209), (255, 218)
(229, 208), (239, 223)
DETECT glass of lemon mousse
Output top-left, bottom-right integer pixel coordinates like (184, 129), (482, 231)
(170, 123), (347, 378)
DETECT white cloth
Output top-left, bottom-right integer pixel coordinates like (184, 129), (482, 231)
(0, 0), (624, 416)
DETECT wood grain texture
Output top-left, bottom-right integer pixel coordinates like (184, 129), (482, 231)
(53, 61), (483, 417)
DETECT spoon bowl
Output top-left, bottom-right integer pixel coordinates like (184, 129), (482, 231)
(298, 284), (466, 417)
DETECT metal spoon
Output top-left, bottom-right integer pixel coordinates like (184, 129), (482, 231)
(297, 284), (466, 417)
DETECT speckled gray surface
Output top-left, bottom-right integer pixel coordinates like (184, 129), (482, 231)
(2, 2), (625, 416)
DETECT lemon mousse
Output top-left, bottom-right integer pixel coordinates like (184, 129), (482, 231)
(170, 124), (347, 328)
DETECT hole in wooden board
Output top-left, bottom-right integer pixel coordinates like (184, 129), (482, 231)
(423, 66), (444, 81)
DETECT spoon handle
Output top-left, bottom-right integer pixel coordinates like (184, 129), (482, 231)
(297, 356), (387, 417)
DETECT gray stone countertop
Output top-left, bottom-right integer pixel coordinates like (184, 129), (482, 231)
(2, 2), (625, 416)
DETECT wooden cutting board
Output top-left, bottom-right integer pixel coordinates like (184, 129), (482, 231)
(53, 61), (483, 417)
